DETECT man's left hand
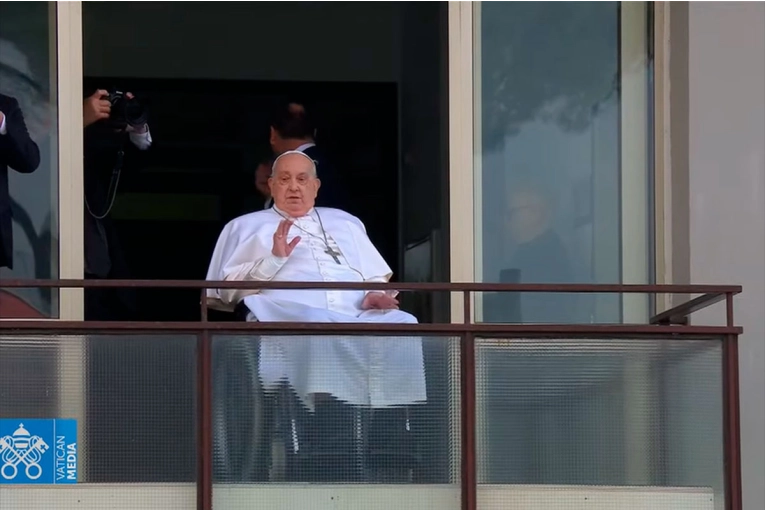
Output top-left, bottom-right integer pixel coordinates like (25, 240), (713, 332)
(361, 292), (399, 310)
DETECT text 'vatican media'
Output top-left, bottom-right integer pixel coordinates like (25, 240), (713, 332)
(55, 435), (77, 482)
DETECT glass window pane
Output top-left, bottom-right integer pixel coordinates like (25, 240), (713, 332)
(0, 333), (195, 507)
(213, 334), (460, 492)
(476, 338), (725, 507)
(474, 1), (651, 324)
(0, 2), (59, 318)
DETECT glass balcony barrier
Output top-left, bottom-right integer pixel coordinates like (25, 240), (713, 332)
(0, 280), (742, 510)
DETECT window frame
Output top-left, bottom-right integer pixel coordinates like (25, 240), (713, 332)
(449, 0), (663, 488)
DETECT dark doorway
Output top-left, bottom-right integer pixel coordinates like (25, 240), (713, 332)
(82, 0), (449, 486)
(80, 77), (400, 483)
(82, 77), (399, 322)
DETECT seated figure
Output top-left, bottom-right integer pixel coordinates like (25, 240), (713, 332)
(206, 150), (426, 482)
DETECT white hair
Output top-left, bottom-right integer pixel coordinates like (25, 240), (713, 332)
(270, 150), (317, 177)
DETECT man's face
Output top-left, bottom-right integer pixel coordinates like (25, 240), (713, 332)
(255, 162), (272, 197)
(506, 190), (548, 243)
(268, 153), (320, 216)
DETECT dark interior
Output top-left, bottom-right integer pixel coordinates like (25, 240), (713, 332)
(83, 77), (399, 322)
(85, 77), (399, 321)
(81, 1), (451, 485)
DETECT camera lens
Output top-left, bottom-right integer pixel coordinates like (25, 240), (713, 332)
(105, 91), (148, 129)
(124, 97), (148, 127)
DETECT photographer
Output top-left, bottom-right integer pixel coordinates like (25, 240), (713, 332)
(83, 88), (150, 321)
(0, 92), (40, 269)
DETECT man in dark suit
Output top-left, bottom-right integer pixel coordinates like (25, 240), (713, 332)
(269, 101), (347, 210)
(0, 92), (40, 269)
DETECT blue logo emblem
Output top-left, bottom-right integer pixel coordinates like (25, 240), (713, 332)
(0, 419), (77, 484)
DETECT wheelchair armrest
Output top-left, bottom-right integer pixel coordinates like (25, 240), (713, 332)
(207, 308), (239, 322)
(205, 301), (252, 322)
(207, 301), (250, 322)
(234, 301), (251, 322)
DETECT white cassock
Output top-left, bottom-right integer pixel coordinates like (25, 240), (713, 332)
(206, 206), (426, 411)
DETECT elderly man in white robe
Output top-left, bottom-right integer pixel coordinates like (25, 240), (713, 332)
(206, 150), (426, 481)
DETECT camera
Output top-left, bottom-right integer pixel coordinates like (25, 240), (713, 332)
(102, 90), (148, 129)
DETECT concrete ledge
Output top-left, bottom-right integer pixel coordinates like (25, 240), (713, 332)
(0, 483), (713, 510)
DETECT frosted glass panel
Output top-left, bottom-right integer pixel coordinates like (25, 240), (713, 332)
(475, 337), (725, 510)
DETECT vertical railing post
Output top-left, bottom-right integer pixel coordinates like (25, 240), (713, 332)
(198, 288), (213, 510)
(723, 333), (742, 510)
(461, 290), (477, 510)
(723, 293), (742, 510)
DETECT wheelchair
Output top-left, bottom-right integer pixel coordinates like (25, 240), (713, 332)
(210, 302), (421, 483)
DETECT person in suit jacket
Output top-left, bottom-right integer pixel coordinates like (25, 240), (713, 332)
(269, 101), (347, 211)
(0, 92), (41, 269)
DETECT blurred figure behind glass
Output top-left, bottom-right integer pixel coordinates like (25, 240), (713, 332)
(0, 92), (41, 269)
(0, 37), (53, 314)
(504, 183), (577, 323)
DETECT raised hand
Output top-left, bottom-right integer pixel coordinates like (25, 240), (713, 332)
(272, 219), (301, 258)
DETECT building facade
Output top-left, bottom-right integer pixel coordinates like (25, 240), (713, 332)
(0, 2), (762, 510)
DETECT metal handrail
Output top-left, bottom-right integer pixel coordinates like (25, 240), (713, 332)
(0, 279), (743, 510)
(0, 321), (742, 335)
(0, 279), (742, 329)
(0, 278), (744, 294)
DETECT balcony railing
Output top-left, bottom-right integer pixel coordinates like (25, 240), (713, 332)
(0, 280), (742, 510)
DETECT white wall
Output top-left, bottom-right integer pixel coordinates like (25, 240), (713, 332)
(687, 4), (765, 510)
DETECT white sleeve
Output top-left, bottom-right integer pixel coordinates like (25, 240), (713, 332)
(363, 274), (398, 298)
(129, 125), (152, 150)
(0, 112), (7, 135)
(219, 255), (288, 305)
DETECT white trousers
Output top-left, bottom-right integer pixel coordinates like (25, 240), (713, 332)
(243, 295), (427, 411)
